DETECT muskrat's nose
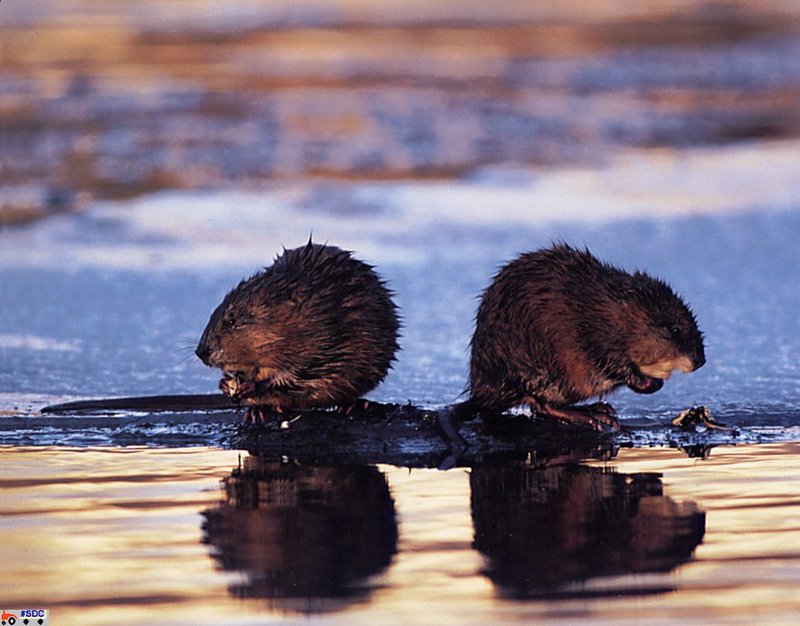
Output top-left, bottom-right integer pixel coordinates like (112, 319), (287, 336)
(692, 346), (706, 370)
(195, 343), (210, 363)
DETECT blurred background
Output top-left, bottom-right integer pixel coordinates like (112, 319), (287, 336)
(4, 0), (800, 219)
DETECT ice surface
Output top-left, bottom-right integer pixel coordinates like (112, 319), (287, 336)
(1, 143), (798, 436)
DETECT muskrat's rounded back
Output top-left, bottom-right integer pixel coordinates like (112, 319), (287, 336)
(469, 243), (705, 416)
(196, 241), (400, 411)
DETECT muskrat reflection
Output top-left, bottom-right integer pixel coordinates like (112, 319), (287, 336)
(471, 463), (705, 597)
(202, 457), (397, 612)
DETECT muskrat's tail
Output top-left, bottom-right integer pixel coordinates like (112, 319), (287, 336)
(445, 399), (481, 422)
(435, 399), (480, 455)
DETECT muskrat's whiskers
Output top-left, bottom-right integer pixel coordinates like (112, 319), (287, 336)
(176, 342), (200, 364)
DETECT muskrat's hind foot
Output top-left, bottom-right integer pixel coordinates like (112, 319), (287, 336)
(337, 399), (371, 416)
(243, 406), (263, 424)
(530, 400), (619, 432)
(243, 405), (281, 424)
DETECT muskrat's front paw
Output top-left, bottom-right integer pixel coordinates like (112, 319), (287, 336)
(219, 372), (238, 397)
(626, 371), (664, 395)
(219, 372), (257, 400)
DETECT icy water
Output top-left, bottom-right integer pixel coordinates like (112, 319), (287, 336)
(3, 174), (799, 428)
(3, 2), (800, 625)
(2, 162), (799, 626)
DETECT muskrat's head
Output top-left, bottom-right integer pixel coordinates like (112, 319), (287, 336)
(623, 273), (705, 393)
(195, 271), (295, 380)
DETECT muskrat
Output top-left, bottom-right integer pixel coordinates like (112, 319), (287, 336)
(467, 243), (705, 431)
(195, 240), (400, 421)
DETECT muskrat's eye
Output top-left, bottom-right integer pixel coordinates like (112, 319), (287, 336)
(223, 318), (236, 329)
(669, 325), (682, 338)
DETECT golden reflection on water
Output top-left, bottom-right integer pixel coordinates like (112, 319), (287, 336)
(1, 444), (799, 625)
(201, 458), (397, 612)
(0, 448), (243, 626)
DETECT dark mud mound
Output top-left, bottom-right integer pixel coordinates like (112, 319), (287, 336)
(15, 395), (791, 465)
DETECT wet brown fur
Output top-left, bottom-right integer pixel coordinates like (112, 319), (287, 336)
(196, 240), (400, 413)
(469, 244), (705, 425)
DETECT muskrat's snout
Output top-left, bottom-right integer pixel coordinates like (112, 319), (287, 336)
(690, 344), (706, 371)
(195, 341), (212, 365)
(683, 329), (706, 372)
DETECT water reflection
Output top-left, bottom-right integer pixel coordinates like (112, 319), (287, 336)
(471, 462), (706, 597)
(202, 457), (397, 613)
